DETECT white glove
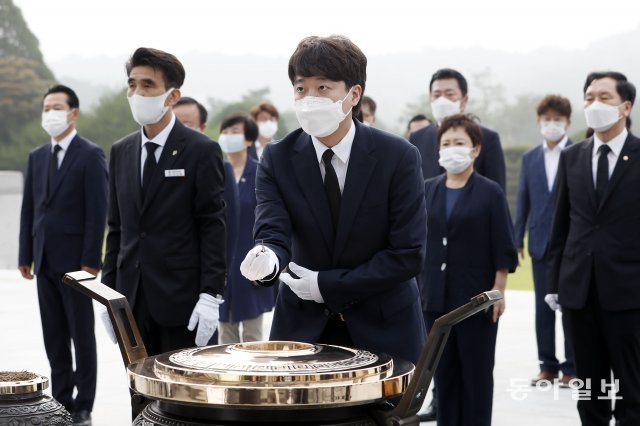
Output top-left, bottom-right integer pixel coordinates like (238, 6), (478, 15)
(98, 304), (117, 344)
(544, 293), (561, 312)
(240, 245), (279, 281)
(279, 262), (323, 303)
(187, 293), (223, 346)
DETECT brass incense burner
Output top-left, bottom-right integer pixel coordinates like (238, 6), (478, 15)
(63, 271), (501, 425)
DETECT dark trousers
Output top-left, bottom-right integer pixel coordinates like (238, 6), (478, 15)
(426, 310), (497, 426)
(132, 284), (197, 356)
(532, 258), (575, 375)
(36, 260), (97, 413)
(422, 309), (437, 405)
(564, 282), (640, 426)
(318, 315), (353, 347)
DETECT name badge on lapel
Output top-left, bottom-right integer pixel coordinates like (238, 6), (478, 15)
(165, 169), (186, 178)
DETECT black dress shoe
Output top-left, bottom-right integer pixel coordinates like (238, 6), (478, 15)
(72, 409), (92, 426)
(418, 398), (437, 422)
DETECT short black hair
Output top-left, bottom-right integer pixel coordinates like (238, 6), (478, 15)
(362, 96), (376, 114)
(429, 68), (468, 97)
(437, 113), (482, 147)
(288, 35), (367, 115)
(407, 114), (428, 130)
(220, 112), (259, 142)
(174, 97), (208, 126)
(583, 71), (636, 105)
(43, 84), (79, 109)
(126, 47), (185, 89)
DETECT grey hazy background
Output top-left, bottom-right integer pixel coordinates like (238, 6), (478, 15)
(47, 26), (640, 137)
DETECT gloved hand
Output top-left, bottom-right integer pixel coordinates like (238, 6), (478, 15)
(98, 304), (117, 344)
(279, 262), (323, 303)
(544, 293), (561, 312)
(187, 293), (224, 346)
(240, 245), (279, 281)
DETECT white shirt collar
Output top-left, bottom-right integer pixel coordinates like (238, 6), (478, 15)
(50, 128), (77, 152)
(542, 135), (568, 153)
(311, 119), (356, 165)
(593, 128), (628, 158)
(141, 113), (176, 148)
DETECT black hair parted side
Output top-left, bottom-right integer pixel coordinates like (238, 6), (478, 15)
(429, 68), (468, 97)
(126, 47), (185, 89)
(44, 84), (79, 109)
(584, 71), (636, 105)
(288, 35), (367, 115)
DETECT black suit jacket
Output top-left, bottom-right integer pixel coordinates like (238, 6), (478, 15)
(547, 133), (640, 311)
(19, 134), (108, 274)
(409, 123), (506, 193)
(254, 119), (427, 364)
(421, 173), (517, 313)
(102, 119), (226, 326)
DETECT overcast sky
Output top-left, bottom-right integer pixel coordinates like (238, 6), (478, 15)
(13, 0), (640, 62)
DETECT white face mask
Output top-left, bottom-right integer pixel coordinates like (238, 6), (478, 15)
(258, 120), (278, 139)
(294, 88), (353, 138)
(584, 101), (623, 133)
(218, 133), (246, 154)
(439, 146), (474, 174)
(431, 97), (461, 123)
(41, 110), (72, 137)
(540, 120), (567, 142)
(127, 88), (174, 126)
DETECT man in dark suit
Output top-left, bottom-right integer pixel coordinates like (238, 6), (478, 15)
(409, 68), (506, 192)
(173, 96), (239, 271)
(515, 94), (575, 387)
(101, 48), (226, 356)
(19, 84), (108, 426)
(173, 96), (239, 345)
(239, 35), (427, 365)
(547, 71), (640, 425)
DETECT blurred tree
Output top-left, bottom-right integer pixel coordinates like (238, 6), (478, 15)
(76, 88), (138, 153)
(0, 0), (53, 80)
(0, 56), (51, 141)
(0, 0), (55, 157)
(0, 118), (43, 171)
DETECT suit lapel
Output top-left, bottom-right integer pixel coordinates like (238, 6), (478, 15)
(581, 138), (598, 212)
(291, 132), (335, 253)
(533, 146), (550, 195)
(126, 134), (142, 212)
(598, 134), (640, 211)
(333, 124), (377, 263)
(141, 124), (186, 214)
(428, 176), (448, 239)
(40, 146), (50, 202)
(548, 139), (573, 201)
(48, 135), (80, 201)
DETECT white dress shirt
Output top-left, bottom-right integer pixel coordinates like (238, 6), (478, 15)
(592, 128), (628, 187)
(140, 113), (176, 184)
(311, 120), (355, 193)
(542, 135), (568, 192)
(50, 128), (77, 168)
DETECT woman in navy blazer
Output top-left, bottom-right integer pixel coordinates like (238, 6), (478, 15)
(420, 114), (517, 426)
(217, 113), (275, 343)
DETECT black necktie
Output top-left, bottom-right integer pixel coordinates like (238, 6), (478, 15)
(322, 149), (341, 230)
(595, 144), (611, 206)
(142, 142), (159, 197)
(48, 144), (62, 196)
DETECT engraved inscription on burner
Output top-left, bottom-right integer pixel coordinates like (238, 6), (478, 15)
(167, 345), (379, 374)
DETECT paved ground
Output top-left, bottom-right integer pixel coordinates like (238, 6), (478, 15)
(1, 269), (609, 425)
